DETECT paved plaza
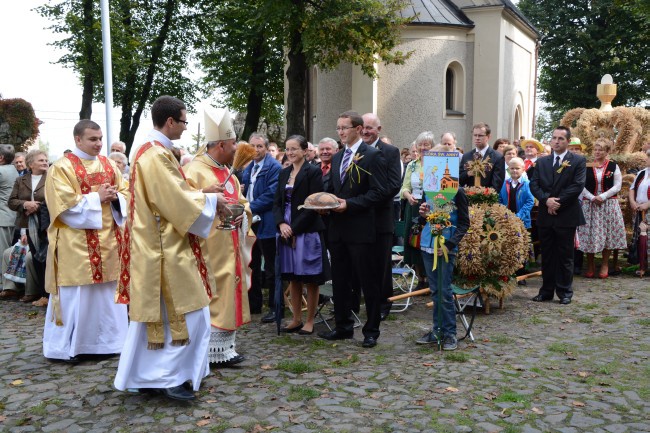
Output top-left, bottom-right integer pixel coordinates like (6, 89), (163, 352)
(0, 275), (648, 433)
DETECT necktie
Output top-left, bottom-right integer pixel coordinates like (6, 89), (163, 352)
(321, 163), (330, 176)
(340, 149), (353, 182)
(554, 156), (560, 169)
(252, 163), (260, 175)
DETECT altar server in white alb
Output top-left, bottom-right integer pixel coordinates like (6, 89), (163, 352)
(113, 95), (229, 401)
(43, 119), (129, 363)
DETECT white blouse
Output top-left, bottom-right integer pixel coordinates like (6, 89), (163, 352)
(582, 164), (622, 201)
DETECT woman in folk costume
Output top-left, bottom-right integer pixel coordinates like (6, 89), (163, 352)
(577, 137), (626, 278)
(43, 120), (129, 363)
(114, 96), (230, 401)
(184, 107), (255, 367)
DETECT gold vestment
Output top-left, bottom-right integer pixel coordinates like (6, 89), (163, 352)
(184, 155), (255, 330)
(117, 142), (214, 347)
(44, 154), (128, 325)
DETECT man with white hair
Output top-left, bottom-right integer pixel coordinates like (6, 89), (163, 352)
(110, 141), (126, 154)
(361, 113), (402, 320)
(440, 132), (457, 151)
(318, 137), (338, 192)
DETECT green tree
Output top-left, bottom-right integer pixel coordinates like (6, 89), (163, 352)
(36, 0), (202, 153)
(195, 0), (285, 141)
(196, 0), (412, 139)
(519, 0), (650, 114)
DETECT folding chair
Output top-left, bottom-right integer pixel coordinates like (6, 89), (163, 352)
(390, 220), (417, 312)
(390, 261), (417, 312)
(314, 282), (361, 330)
(427, 284), (482, 342)
(451, 284), (482, 342)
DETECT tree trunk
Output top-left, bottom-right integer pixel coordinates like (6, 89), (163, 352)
(241, 34), (266, 141)
(78, 0), (94, 120)
(117, 0), (136, 152)
(285, 27), (306, 137)
(121, 0), (177, 154)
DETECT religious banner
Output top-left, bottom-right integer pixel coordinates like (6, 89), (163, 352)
(422, 151), (460, 203)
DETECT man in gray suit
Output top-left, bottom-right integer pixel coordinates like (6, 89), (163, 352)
(0, 144), (19, 297)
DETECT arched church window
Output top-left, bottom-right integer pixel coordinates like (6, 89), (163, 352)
(444, 61), (465, 117)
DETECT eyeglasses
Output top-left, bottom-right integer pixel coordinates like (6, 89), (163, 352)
(173, 118), (189, 125)
(336, 126), (355, 131)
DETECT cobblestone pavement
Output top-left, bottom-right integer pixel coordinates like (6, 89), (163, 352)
(1, 275), (648, 433)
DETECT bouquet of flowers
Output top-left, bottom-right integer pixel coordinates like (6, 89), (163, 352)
(424, 201), (456, 270)
(464, 186), (498, 206)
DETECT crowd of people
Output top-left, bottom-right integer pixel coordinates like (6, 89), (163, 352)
(0, 93), (642, 402)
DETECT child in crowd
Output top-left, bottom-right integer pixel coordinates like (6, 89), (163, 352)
(499, 157), (535, 284)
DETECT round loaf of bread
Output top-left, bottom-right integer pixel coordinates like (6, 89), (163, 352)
(300, 192), (340, 209)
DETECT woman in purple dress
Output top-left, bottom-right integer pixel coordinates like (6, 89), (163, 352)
(273, 135), (330, 334)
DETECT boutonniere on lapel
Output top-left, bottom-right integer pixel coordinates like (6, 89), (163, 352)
(557, 160), (571, 174)
(345, 154), (372, 186)
(604, 170), (613, 178)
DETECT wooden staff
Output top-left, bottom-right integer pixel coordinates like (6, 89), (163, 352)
(388, 288), (430, 302)
(395, 270), (542, 306)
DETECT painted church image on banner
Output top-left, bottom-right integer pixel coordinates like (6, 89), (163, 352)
(304, 0), (540, 151)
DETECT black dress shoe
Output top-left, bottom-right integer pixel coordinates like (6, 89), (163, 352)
(362, 336), (377, 348)
(261, 311), (276, 323)
(212, 354), (246, 368)
(318, 329), (353, 340)
(559, 297), (572, 305)
(280, 322), (303, 333)
(141, 385), (195, 401)
(532, 294), (552, 302)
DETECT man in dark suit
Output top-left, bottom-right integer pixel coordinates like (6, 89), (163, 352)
(362, 113), (402, 320)
(317, 137), (338, 193)
(318, 111), (387, 348)
(242, 133), (282, 320)
(459, 122), (504, 191)
(530, 126), (586, 305)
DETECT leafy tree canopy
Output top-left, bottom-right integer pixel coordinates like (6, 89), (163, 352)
(519, 0), (649, 115)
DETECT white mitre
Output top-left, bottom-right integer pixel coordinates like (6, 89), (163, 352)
(204, 107), (235, 143)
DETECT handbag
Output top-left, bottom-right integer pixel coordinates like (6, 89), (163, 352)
(408, 220), (422, 248)
(4, 241), (27, 284)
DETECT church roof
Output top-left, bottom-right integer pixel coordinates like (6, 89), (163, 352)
(401, 0), (474, 28)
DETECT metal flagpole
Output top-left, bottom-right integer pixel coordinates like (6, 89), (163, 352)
(100, 0), (114, 152)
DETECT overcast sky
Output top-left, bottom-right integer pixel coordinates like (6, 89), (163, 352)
(0, 0), (202, 159)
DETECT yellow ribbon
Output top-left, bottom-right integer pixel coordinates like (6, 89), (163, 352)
(432, 234), (449, 270)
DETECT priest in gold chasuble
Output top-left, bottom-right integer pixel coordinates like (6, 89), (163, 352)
(114, 96), (229, 402)
(185, 108), (255, 367)
(43, 120), (129, 363)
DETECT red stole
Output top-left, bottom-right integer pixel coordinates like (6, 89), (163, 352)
(65, 153), (116, 284)
(116, 142), (212, 304)
(210, 166), (245, 326)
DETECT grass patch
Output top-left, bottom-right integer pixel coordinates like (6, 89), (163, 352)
(491, 335), (513, 344)
(636, 318), (650, 326)
(287, 385), (320, 402)
(28, 401), (47, 416)
(333, 354), (359, 367)
(374, 354), (387, 365)
(276, 359), (320, 374)
(582, 303), (599, 310)
(341, 399), (361, 408)
(273, 335), (303, 346)
(426, 419), (455, 432)
(547, 342), (571, 353)
(577, 316), (593, 323)
(444, 352), (469, 363)
(528, 316), (546, 325)
(152, 412), (166, 421)
(601, 316), (618, 324)
(494, 390), (530, 405)
(309, 339), (329, 349)
(209, 422), (231, 433)
(530, 367), (543, 375)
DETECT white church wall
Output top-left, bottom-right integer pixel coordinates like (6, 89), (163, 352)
(376, 28), (474, 150)
(312, 63), (353, 144)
